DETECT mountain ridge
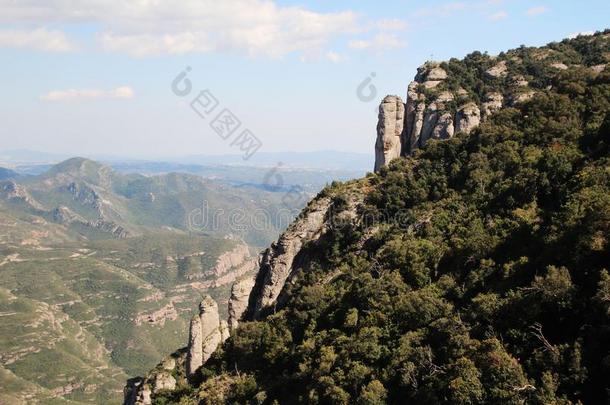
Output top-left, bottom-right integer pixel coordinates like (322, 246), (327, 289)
(128, 29), (610, 405)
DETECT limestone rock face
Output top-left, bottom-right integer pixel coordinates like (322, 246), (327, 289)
(376, 58), (505, 171)
(551, 62), (568, 70)
(482, 92), (504, 118)
(419, 103), (440, 147)
(510, 75), (529, 87)
(248, 197), (331, 319)
(432, 112), (455, 140)
(220, 320), (230, 342)
(52, 206), (83, 223)
(199, 296), (222, 362)
(134, 383), (152, 405)
(405, 81), (426, 151)
(426, 66), (448, 81)
(186, 315), (203, 377)
(186, 296), (225, 377)
(0, 180), (44, 210)
(509, 90), (536, 105)
(228, 277), (256, 331)
(485, 61), (508, 78)
(210, 244), (250, 277)
(153, 372), (176, 393)
(374, 95), (405, 172)
(456, 103), (481, 134)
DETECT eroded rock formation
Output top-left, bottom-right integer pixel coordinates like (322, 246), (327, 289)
(186, 315), (203, 377)
(455, 102), (481, 134)
(228, 277), (256, 331)
(374, 59), (523, 171)
(247, 197), (332, 319)
(374, 95), (405, 172)
(186, 296), (223, 377)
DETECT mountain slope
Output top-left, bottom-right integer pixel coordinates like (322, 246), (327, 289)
(0, 167), (18, 180)
(0, 159), (306, 403)
(9, 157), (297, 246)
(136, 30), (610, 404)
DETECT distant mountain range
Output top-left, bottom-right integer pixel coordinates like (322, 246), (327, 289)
(0, 149), (373, 171)
(0, 156), (320, 404)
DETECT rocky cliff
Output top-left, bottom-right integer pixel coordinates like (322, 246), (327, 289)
(246, 196), (332, 319)
(373, 47), (578, 170)
(125, 30), (610, 404)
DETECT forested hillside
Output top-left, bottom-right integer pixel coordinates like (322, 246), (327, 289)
(147, 31), (610, 404)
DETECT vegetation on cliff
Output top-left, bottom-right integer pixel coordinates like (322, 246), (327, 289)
(153, 31), (610, 404)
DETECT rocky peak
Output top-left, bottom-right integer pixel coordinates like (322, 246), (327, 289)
(228, 277), (256, 331)
(247, 196), (332, 319)
(0, 180), (44, 210)
(374, 54), (517, 171)
(187, 295), (224, 377)
(374, 95), (405, 172)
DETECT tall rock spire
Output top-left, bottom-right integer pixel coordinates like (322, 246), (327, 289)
(374, 62), (491, 172)
(374, 95), (405, 172)
(186, 315), (203, 377)
(186, 295), (223, 377)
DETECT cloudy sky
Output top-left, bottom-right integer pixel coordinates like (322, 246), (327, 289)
(1, 0), (608, 158)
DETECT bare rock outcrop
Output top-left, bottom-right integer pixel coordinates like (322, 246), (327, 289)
(125, 351), (186, 404)
(131, 382), (152, 405)
(247, 197), (331, 319)
(210, 243), (250, 277)
(228, 277), (256, 331)
(405, 81), (427, 151)
(0, 180), (44, 210)
(455, 103), (481, 134)
(186, 296), (225, 377)
(485, 60), (508, 78)
(509, 89), (536, 105)
(432, 112), (455, 140)
(482, 92), (504, 118)
(404, 63), (452, 153)
(52, 206), (83, 223)
(152, 372), (176, 393)
(550, 62), (568, 70)
(186, 315), (203, 377)
(375, 59), (507, 171)
(374, 95), (405, 172)
(220, 320), (230, 342)
(199, 296), (222, 363)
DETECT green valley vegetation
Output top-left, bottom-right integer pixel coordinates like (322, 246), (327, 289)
(146, 31), (610, 404)
(0, 159), (303, 403)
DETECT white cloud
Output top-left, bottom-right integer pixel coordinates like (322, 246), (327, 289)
(325, 51), (343, 63)
(40, 86), (134, 101)
(0, 28), (75, 52)
(567, 31), (595, 39)
(99, 32), (214, 57)
(348, 33), (406, 51)
(0, 0), (362, 58)
(526, 6), (549, 16)
(488, 10), (508, 21)
(373, 19), (408, 32)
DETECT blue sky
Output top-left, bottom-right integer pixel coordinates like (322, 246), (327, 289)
(0, 0), (608, 159)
